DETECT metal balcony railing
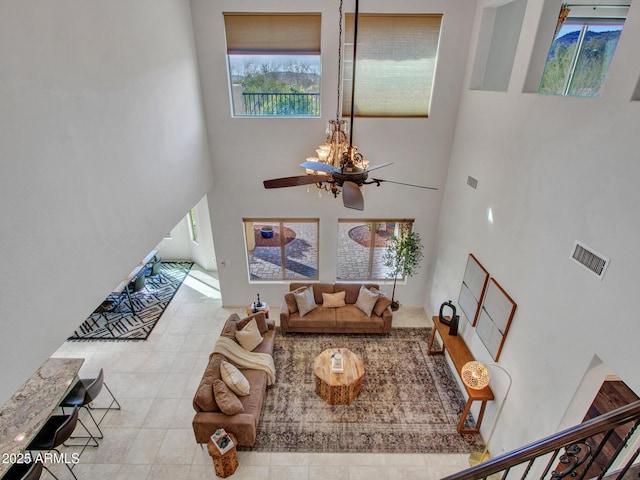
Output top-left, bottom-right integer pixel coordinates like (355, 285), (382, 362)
(241, 92), (320, 116)
(440, 400), (640, 480)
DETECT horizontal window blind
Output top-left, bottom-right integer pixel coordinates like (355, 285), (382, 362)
(343, 14), (442, 117)
(223, 13), (321, 54)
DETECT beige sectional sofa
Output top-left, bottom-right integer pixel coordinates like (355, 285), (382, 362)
(280, 282), (393, 334)
(192, 312), (275, 447)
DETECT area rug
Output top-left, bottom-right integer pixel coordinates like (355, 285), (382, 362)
(242, 328), (484, 454)
(68, 262), (192, 341)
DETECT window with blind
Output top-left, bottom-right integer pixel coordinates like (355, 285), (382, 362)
(188, 209), (198, 244)
(342, 14), (443, 117)
(223, 13), (322, 117)
(538, 5), (627, 97)
(243, 219), (319, 281)
(336, 220), (414, 281)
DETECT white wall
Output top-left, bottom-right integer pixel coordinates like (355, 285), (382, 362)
(157, 219), (193, 261)
(427, 0), (640, 455)
(0, 0), (214, 404)
(157, 194), (218, 269)
(191, 0), (476, 307)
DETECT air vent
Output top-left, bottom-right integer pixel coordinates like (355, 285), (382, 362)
(571, 241), (609, 280)
(467, 176), (478, 189)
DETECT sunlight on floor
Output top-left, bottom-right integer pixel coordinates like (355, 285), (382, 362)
(182, 268), (221, 299)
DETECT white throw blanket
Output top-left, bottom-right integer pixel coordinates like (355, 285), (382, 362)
(213, 336), (276, 386)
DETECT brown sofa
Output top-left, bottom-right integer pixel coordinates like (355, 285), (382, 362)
(280, 283), (393, 334)
(192, 312), (275, 447)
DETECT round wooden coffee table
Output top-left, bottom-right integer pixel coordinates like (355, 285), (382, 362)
(313, 348), (365, 405)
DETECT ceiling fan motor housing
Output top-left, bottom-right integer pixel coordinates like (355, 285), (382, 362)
(332, 170), (368, 187)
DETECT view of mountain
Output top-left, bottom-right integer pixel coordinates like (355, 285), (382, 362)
(540, 25), (623, 96)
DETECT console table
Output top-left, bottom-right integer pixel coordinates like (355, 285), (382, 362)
(427, 317), (494, 434)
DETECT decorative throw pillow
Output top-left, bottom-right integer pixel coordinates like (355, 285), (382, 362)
(370, 288), (392, 316)
(237, 311), (268, 335)
(293, 286), (318, 317)
(220, 360), (250, 396)
(193, 382), (218, 412)
(284, 292), (298, 314)
(322, 291), (346, 308)
(235, 318), (264, 351)
(355, 285), (379, 316)
(213, 379), (244, 415)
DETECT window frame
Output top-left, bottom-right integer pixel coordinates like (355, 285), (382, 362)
(223, 12), (322, 118)
(243, 218), (320, 282)
(188, 209), (198, 244)
(342, 13), (443, 118)
(336, 219), (414, 281)
(538, 5), (627, 97)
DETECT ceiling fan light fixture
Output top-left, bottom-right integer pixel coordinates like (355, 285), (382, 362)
(304, 0), (368, 193)
(261, 0), (437, 209)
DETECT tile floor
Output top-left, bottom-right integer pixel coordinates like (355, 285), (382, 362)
(51, 268), (472, 480)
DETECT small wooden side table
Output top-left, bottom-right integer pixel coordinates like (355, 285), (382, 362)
(246, 302), (269, 319)
(207, 432), (238, 478)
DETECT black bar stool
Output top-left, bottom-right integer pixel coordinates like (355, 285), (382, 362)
(26, 407), (88, 480)
(2, 460), (43, 480)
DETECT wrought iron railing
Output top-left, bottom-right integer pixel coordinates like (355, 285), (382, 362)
(441, 400), (640, 480)
(241, 92), (320, 116)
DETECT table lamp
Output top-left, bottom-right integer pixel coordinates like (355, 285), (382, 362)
(461, 361), (490, 390)
(461, 361), (512, 466)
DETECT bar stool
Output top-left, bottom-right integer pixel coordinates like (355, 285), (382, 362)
(2, 460), (43, 480)
(60, 368), (121, 444)
(27, 407), (84, 480)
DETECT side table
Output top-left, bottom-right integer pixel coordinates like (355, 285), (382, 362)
(246, 302), (269, 319)
(427, 317), (494, 433)
(207, 432), (238, 478)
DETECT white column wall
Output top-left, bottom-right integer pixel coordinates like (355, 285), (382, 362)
(0, 0), (214, 404)
(191, 0), (476, 307)
(427, 0), (640, 455)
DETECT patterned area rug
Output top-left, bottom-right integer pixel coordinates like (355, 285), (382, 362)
(68, 262), (192, 341)
(242, 328), (484, 454)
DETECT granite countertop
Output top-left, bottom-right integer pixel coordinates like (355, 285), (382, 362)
(0, 357), (84, 476)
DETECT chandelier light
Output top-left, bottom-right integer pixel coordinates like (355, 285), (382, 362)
(262, 0), (438, 209)
(305, 0), (369, 190)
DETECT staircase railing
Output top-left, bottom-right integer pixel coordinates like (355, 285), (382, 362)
(441, 400), (640, 480)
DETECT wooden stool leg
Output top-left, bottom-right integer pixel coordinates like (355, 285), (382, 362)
(207, 433), (239, 478)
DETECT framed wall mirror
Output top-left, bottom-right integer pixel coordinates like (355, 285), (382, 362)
(475, 277), (517, 362)
(458, 254), (490, 326)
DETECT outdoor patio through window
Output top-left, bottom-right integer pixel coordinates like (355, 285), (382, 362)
(244, 219), (319, 281)
(336, 220), (413, 281)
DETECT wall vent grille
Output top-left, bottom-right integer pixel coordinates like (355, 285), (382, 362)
(467, 176), (478, 189)
(571, 241), (609, 280)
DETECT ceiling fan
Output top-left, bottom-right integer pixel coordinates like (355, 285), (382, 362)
(262, 0), (438, 210)
(264, 159), (438, 211)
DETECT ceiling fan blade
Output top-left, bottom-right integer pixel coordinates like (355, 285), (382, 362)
(373, 178), (438, 190)
(365, 162), (393, 172)
(342, 181), (364, 210)
(300, 160), (337, 173)
(263, 175), (327, 189)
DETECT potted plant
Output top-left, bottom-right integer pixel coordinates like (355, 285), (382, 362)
(260, 225), (274, 238)
(382, 224), (424, 310)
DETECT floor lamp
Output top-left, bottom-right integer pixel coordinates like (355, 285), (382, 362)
(461, 361), (513, 466)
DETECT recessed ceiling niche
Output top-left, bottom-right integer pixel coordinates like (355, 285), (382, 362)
(469, 0), (528, 92)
